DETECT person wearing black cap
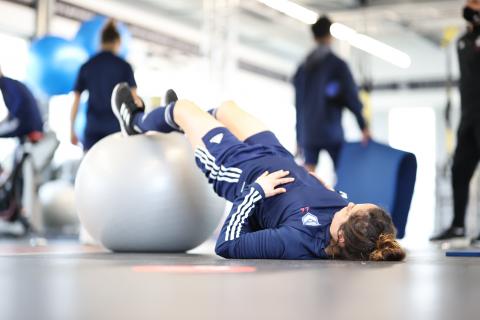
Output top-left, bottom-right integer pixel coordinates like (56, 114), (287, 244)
(431, 0), (480, 243)
(293, 15), (370, 173)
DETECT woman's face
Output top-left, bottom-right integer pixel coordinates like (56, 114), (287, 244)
(330, 203), (377, 243)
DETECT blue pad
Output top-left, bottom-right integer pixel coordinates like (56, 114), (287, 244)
(446, 250), (480, 257)
(335, 141), (417, 239)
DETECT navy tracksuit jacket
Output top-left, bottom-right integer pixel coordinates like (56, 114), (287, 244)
(0, 76), (43, 138)
(293, 45), (366, 148)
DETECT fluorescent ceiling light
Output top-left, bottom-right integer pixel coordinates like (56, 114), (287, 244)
(256, 0), (411, 69)
(257, 0), (318, 24)
(331, 23), (411, 69)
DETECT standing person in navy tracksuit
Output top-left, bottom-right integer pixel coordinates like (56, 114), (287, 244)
(0, 66), (43, 141)
(293, 15), (370, 172)
(71, 19), (142, 151)
(111, 83), (405, 261)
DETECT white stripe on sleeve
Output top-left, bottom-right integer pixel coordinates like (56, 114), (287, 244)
(229, 190), (260, 240)
(225, 188), (255, 241)
(234, 193), (262, 238)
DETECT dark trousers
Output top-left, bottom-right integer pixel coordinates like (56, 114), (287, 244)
(303, 144), (342, 169)
(451, 120), (480, 228)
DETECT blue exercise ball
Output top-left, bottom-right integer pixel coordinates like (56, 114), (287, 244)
(27, 36), (88, 96)
(74, 16), (131, 58)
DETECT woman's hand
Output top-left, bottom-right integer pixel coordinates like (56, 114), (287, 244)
(361, 128), (371, 146)
(255, 170), (295, 198)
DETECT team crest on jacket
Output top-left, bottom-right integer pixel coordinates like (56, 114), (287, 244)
(302, 212), (321, 227)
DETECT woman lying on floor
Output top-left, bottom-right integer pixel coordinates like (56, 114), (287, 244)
(111, 83), (405, 261)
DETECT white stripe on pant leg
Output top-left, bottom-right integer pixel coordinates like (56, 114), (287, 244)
(235, 194), (262, 238)
(225, 188), (255, 241)
(195, 151), (218, 174)
(195, 148), (221, 172)
(229, 190), (260, 240)
(195, 147), (220, 166)
(216, 176), (240, 183)
(216, 169), (241, 179)
(194, 153), (240, 183)
(201, 148), (243, 174)
(194, 150), (242, 180)
(197, 147), (243, 174)
(219, 171), (241, 178)
(194, 151), (217, 172)
(194, 149), (221, 172)
(221, 165), (242, 174)
(196, 147), (217, 162)
(195, 148), (243, 176)
(194, 152), (240, 180)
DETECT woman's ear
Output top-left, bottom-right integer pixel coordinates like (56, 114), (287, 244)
(338, 230), (345, 247)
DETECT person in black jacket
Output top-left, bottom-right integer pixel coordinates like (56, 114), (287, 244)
(431, 0), (480, 242)
(293, 15), (370, 172)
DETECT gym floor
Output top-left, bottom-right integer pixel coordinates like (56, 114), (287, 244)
(0, 240), (478, 320)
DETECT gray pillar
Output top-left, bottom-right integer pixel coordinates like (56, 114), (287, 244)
(35, 0), (55, 37)
(34, 0), (55, 123)
(202, 0), (239, 102)
(29, 0), (56, 235)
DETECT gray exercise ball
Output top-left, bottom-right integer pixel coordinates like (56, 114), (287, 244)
(74, 133), (224, 252)
(40, 179), (79, 229)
